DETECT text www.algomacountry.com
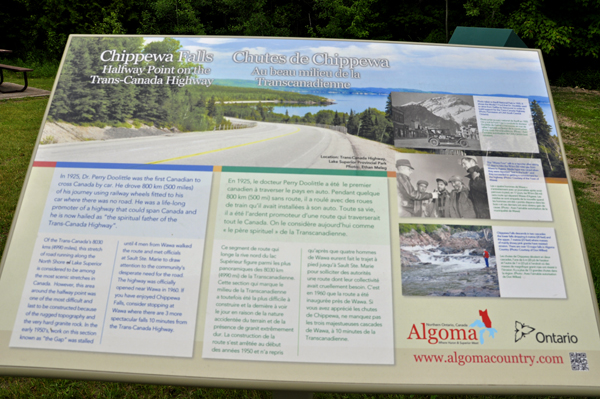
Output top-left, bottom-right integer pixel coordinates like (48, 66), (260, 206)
(414, 352), (564, 367)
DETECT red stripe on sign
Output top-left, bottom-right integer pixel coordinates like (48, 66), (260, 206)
(33, 161), (57, 167)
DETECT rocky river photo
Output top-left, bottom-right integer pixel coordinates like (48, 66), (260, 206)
(400, 225), (499, 297)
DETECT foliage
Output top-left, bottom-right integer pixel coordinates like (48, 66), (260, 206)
(385, 93), (392, 121)
(346, 110), (359, 135)
(220, 104), (393, 146)
(45, 37), (328, 132)
(138, 0), (206, 35)
(463, 0), (505, 28)
(506, 0), (573, 55)
(400, 224), (490, 235)
(332, 111), (341, 126)
(449, 225), (491, 233)
(554, 68), (600, 90)
(308, 0), (383, 39)
(351, 108), (392, 143)
(0, 97), (47, 255)
(3, 0), (600, 88)
(399, 224), (445, 234)
(530, 100), (565, 177)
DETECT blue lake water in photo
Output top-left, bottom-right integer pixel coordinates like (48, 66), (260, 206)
(271, 92), (558, 137)
(272, 93), (388, 117)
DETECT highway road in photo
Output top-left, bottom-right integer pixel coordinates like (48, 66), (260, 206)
(35, 119), (357, 169)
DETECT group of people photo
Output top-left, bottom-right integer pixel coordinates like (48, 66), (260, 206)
(396, 154), (491, 220)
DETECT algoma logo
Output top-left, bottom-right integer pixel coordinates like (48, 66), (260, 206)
(470, 310), (498, 344)
(407, 309), (498, 345)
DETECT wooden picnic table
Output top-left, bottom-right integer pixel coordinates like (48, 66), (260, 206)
(0, 49), (33, 93)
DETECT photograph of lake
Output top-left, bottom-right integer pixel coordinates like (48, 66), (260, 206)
(272, 92), (387, 116)
(268, 89), (557, 138)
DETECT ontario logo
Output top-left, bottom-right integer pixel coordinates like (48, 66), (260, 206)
(514, 321), (578, 344)
(408, 310), (498, 345)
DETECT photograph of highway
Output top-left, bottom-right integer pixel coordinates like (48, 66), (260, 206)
(35, 36), (557, 170)
(35, 119), (369, 169)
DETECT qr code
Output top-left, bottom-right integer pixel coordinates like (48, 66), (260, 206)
(569, 352), (589, 371)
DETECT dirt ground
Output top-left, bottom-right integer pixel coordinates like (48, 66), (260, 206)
(40, 121), (175, 144)
(551, 86), (600, 203)
(569, 168), (600, 203)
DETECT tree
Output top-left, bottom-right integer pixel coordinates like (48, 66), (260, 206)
(134, 37), (183, 125)
(302, 112), (315, 124)
(506, 0), (572, 55)
(315, 110), (334, 125)
(463, 0), (506, 28)
(138, 0), (205, 35)
(346, 110), (359, 135)
(530, 100), (553, 144)
(359, 108), (375, 138)
(333, 111), (341, 126)
(530, 99), (564, 176)
(309, 0), (384, 39)
(385, 93), (393, 121)
(207, 96), (217, 118)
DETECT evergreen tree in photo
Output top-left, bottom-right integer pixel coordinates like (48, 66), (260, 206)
(136, 37), (184, 126)
(530, 100), (565, 177)
(315, 110), (334, 125)
(302, 112), (315, 124)
(333, 111), (341, 126)
(370, 107), (393, 143)
(256, 102), (265, 121)
(50, 37), (109, 123)
(359, 108), (375, 139)
(530, 100), (553, 145)
(207, 96), (217, 118)
(373, 116), (384, 141)
(101, 37), (144, 122)
(385, 92), (393, 121)
(347, 110), (359, 135)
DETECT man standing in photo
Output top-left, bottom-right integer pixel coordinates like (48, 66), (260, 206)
(483, 249), (490, 268)
(413, 180), (432, 217)
(429, 178), (450, 218)
(396, 159), (432, 217)
(461, 156), (490, 219)
(448, 175), (476, 219)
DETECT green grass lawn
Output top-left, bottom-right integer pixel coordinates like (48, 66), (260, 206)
(551, 87), (600, 305)
(0, 96), (47, 254)
(0, 85), (600, 398)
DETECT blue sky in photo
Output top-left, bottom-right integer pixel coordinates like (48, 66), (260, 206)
(151, 37), (552, 98)
(141, 36), (558, 135)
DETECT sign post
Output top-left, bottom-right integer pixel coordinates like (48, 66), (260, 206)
(0, 35), (598, 395)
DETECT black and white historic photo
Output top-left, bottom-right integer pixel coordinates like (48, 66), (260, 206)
(400, 224), (499, 297)
(395, 153), (490, 220)
(391, 92), (481, 151)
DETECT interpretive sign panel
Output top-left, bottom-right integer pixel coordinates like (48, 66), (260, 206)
(0, 35), (599, 394)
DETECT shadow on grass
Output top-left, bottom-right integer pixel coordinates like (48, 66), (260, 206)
(573, 180), (600, 305)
